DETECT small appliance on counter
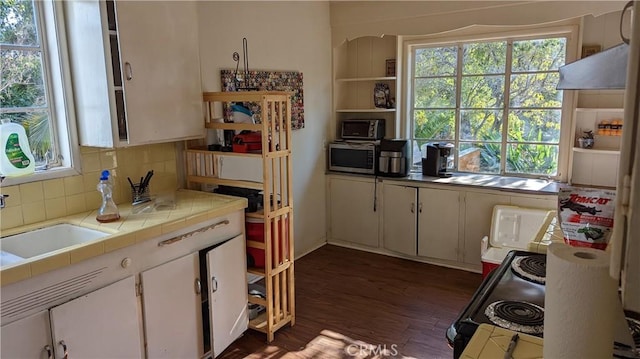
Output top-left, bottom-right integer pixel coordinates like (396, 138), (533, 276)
(378, 139), (409, 177)
(328, 141), (378, 175)
(340, 119), (385, 141)
(422, 142), (454, 177)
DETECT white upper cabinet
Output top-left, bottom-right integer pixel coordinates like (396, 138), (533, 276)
(65, 0), (204, 147)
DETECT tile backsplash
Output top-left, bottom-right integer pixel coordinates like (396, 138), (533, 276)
(1, 143), (179, 231)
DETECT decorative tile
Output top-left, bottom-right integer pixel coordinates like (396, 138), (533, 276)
(43, 178), (65, 199)
(0, 206), (24, 229)
(66, 193), (87, 215)
(45, 197), (67, 219)
(104, 233), (136, 253)
(22, 202), (47, 225)
(63, 176), (84, 196)
(70, 241), (105, 264)
(0, 264), (31, 285)
(19, 182), (44, 203)
(30, 252), (71, 276)
(0, 185), (21, 206)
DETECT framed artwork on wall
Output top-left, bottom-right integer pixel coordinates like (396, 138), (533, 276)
(385, 59), (396, 77)
(221, 69), (305, 130)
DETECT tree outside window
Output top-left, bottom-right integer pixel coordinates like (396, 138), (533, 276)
(1, 0), (56, 170)
(411, 36), (566, 177)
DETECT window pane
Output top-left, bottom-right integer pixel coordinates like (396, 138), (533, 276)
(1, 49), (46, 108)
(459, 142), (500, 174)
(414, 109), (455, 140)
(510, 73), (561, 108)
(414, 78), (456, 108)
(512, 38), (566, 72)
(506, 144), (558, 175)
(0, 0), (39, 46)
(460, 110), (503, 141)
(508, 109), (561, 143)
(461, 75), (505, 108)
(3, 111), (54, 167)
(414, 46), (457, 77)
(463, 41), (506, 75)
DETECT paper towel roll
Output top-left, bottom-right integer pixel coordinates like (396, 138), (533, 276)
(544, 243), (617, 359)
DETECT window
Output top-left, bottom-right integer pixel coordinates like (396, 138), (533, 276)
(408, 32), (571, 178)
(1, 0), (79, 184)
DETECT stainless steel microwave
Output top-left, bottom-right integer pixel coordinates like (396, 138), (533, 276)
(328, 142), (377, 174)
(341, 119), (385, 140)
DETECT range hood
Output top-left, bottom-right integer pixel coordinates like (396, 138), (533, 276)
(557, 43), (629, 90)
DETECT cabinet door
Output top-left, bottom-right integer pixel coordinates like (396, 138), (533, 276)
(141, 253), (203, 358)
(206, 235), (248, 357)
(382, 184), (417, 256)
(418, 188), (460, 261)
(114, 1), (203, 145)
(329, 177), (380, 247)
(463, 192), (510, 265)
(1, 310), (52, 358)
(49, 276), (142, 358)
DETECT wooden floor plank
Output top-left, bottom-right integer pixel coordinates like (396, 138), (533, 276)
(219, 245), (482, 359)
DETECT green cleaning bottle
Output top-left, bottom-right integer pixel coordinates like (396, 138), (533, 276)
(0, 119), (36, 177)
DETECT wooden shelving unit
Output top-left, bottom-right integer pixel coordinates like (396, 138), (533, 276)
(185, 91), (295, 342)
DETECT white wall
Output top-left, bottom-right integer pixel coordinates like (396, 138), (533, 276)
(197, 1), (332, 257)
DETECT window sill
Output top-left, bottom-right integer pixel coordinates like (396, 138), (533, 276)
(1, 166), (81, 187)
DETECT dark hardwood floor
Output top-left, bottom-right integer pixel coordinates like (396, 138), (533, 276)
(220, 245), (483, 359)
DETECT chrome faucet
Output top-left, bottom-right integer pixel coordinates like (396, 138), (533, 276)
(0, 176), (8, 209)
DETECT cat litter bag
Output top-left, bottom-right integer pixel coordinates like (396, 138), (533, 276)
(557, 187), (616, 250)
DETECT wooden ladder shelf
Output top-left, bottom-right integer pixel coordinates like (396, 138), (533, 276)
(185, 91), (295, 342)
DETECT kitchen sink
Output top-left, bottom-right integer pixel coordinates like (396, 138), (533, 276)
(0, 224), (111, 263)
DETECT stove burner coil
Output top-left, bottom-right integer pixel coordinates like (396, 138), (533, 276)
(485, 300), (544, 334)
(511, 255), (546, 284)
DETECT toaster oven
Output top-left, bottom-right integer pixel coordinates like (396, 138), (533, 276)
(340, 119), (385, 140)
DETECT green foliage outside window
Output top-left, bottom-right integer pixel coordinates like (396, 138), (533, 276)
(412, 37), (566, 176)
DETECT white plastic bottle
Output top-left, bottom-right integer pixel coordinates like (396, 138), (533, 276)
(0, 119), (36, 177)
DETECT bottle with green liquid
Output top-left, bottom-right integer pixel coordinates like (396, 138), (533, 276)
(0, 119), (36, 177)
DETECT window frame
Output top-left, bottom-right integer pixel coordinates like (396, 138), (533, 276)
(401, 24), (579, 181)
(1, 0), (81, 186)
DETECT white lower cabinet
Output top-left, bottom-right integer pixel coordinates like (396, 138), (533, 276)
(141, 253), (203, 358)
(49, 276), (143, 358)
(382, 184), (417, 256)
(417, 187), (460, 262)
(141, 234), (248, 358)
(382, 184), (460, 260)
(328, 176), (380, 247)
(462, 192), (510, 265)
(1, 310), (52, 358)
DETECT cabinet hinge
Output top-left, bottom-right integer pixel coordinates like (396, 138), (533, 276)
(135, 283), (143, 297)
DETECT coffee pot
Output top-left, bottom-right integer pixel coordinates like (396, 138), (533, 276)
(378, 139), (409, 177)
(422, 142), (454, 177)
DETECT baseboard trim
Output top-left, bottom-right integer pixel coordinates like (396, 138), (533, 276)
(295, 239), (327, 260)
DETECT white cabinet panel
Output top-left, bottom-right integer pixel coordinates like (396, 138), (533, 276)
(382, 184), (417, 256)
(1, 311), (52, 358)
(463, 192), (510, 266)
(141, 253), (203, 358)
(329, 176), (380, 247)
(206, 235), (248, 357)
(49, 276), (142, 359)
(418, 188), (460, 261)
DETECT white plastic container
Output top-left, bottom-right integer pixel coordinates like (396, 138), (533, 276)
(0, 119), (36, 177)
(480, 205), (551, 278)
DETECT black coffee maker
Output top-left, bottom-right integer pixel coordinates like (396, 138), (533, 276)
(422, 142), (454, 177)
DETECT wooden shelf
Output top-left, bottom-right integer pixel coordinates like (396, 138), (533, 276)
(190, 91), (296, 343)
(572, 147), (620, 155)
(336, 108), (396, 113)
(336, 76), (396, 82)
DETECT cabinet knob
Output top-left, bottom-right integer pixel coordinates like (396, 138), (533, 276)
(121, 257), (132, 268)
(195, 278), (201, 295)
(211, 276), (218, 293)
(44, 345), (53, 359)
(410, 203), (415, 213)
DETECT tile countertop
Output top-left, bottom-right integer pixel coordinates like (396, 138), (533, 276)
(0, 189), (247, 287)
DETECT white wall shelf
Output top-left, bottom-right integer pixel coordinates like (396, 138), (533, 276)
(336, 108), (396, 113)
(336, 77), (396, 82)
(572, 147), (620, 155)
